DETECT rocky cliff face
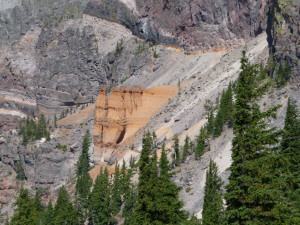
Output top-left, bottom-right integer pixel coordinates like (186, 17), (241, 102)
(0, 0), (89, 48)
(85, 0), (266, 51)
(93, 85), (177, 162)
(0, 118), (94, 217)
(266, 0), (300, 76)
(0, 12), (133, 132)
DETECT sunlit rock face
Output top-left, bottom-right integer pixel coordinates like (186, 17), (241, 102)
(93, 85), (177, 162)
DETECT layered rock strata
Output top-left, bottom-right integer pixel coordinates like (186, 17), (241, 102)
(93, 86), (177, 162)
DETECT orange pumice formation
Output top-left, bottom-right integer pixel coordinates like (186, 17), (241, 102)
(93, 85), (177, 163)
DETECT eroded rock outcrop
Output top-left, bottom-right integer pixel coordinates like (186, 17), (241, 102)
(85, 0), (266, 51)
(93, 86), (177, 162)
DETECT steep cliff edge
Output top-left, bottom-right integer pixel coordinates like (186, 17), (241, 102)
(85, 0), (266, 51)
(93, 86), (177, 162)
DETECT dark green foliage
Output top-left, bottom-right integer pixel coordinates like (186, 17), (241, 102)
(134, 132), (153, 224)
(33, 190), (44, 213)
(77, 130), (91, 176)
(123, 183), (137, 225)
(76, 130), (92, 222)
(42, 201), (54, 225)
(135, 133), (187, 224)
(225, 51), (290, 224)
(57, 143), (68, 152)
(224, 82), (234, 126)
(111, 164), (122, 215)
(213, 91), (226, 137)
(15, 161), (26, 180)
(280, 98), (300, 222)
(115, 38), (124, 55)
(202, 159), (224, 225)
(281, 98), (300, 186)
(172, 134), (181, 166)
(10, 189), (41, 225)
(182, 136), (190, 162)
(89, 168), (116, 225)
(121, 161), (137, 225)
(206, 110), (215, 136)
(53, 186), (79, 225)
(19, 114), (50, 145)
(195, 127), (207, 159)
(179, 216), (201, 225)
(213, 83), (234, 137)
(153, 145), (188, 224)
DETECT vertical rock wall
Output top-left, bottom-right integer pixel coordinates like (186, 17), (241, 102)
(266, 0), (300, 76)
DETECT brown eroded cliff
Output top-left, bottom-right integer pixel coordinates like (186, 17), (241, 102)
(93, 85), (177, 162)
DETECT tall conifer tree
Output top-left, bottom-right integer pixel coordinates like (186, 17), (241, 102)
(53, 186), (78, 225)
(225, 51), (290, 224)
(134, 132), (153, 224)
(89, 168), (116, 225)
(202, 159), (224, 225)
(111, 164), (122, 215)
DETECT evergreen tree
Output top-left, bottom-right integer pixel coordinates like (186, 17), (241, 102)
(43, 200), (54, 225)
(15, 161), (26, 180)
(182, 136), (190, 162)
(10, 189), (40, 225)
(123, 183), (137, 225)
(280, 98), (300, 222)
(33, 190), (44, 214)
(172, 134), (180, 166)
(134, 132), (154, 224)
(281, 98), (300, 186)
(195, 127), (207, 159)
(225, 51), (290, 224)
(111, 164), (122, 215)
(120, 160), (127, 195)
(53, 186), (78, 225)
(89, 168), (116, 225)
(224, 82), (234, 126)
(202, 159), (224, 225)
(151, 144), (187, 224)
(75, 130), (92, 223)
(206, 110), (215, 136)
(77, 130), (91, 176)
(121, 161), (137, 225)
(213, 91), (226, 137)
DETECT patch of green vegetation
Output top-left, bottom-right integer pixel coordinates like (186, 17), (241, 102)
(57, 143), (68, 153)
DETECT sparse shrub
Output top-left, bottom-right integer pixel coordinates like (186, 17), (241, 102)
(57, 143), (68, 153)
(115, 38), (124, 55)
(153, 48), (159, 58)
(186, 187), (191, 193)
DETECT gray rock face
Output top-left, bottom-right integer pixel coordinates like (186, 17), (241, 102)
(0, 119), (94, 214)
(266, 0), (300, 76)
(35, 24), (107, 112)
(85, 0), (265, 51)
(0, 0), (90, 48)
